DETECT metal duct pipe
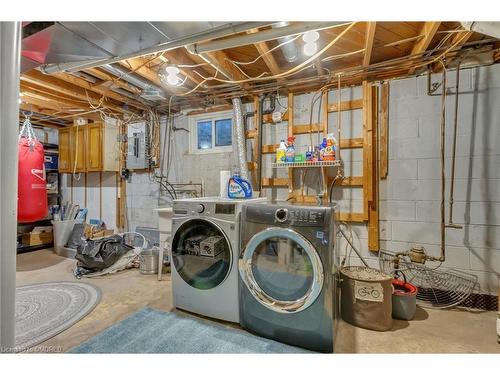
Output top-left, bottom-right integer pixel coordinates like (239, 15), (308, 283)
(272, 22), (298, 63)
(232, 98), (250, 182)
(0, 21), (21, 351)
(461, 21), (500, 39)
(187, 22), (346, 55)
(39, 22), (272, 74)
(101, 64), (162, 92)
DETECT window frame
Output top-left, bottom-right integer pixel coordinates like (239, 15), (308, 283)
(188, 110), (234, 154)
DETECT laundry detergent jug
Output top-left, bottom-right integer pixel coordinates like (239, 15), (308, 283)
(228, 173), (253, 199)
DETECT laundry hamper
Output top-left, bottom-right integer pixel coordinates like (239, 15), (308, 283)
(340, 266), (393, 331)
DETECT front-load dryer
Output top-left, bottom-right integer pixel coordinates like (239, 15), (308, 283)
(239, 203), (338, 352)
(170, 197), (267, 323)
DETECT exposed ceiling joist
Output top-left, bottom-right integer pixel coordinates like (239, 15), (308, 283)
(202, 50), (251, 90)
(85, 67), (143, 95)
(409, 21), (441, 73)
(247, 29), (281, 76)
(21, 70), (134, 115)
(51, 72), (146, 110)
(363, 22), (377, 66)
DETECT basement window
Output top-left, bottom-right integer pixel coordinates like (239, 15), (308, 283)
(189, 110), (233, 154)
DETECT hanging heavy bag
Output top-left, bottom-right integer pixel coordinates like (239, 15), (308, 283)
(18, 116), (48, 222)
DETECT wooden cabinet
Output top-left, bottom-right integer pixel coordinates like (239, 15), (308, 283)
(58, 121), (119, 173)
(87, 123), (103, 171)
(72, 125), (87, 173)
(58, 128), (71, 173)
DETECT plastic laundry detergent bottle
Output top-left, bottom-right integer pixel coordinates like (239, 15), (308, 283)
(228, 172), (253, 199)
(285, 136), (296, 163)
(276, 139), (287, 163)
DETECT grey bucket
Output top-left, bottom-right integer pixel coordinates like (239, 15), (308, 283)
(139, 248), (160, 275)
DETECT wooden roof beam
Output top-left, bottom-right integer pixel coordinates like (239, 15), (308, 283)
(246, 28), (282, 76)
(202, 50), (251, 90)
(85, 67), (143, 95)
(21, 70), (134, 115)
(409, 22), (441, 74)
(363, 22), (377, 67)
(51, 72), (147, 111)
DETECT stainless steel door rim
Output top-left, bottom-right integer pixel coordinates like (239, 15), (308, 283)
(239, 227), (324, 313)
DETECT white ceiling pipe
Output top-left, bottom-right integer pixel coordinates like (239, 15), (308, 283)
(39, 22), (272, 75)
(461, 21), (500, 39)
(186, 22), (346, 55)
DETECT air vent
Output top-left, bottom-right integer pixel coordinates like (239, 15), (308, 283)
(140, 87), (167, 101)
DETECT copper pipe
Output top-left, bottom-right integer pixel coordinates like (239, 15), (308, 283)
(448, 62), (461, 226)
(439, 61), (447, 262)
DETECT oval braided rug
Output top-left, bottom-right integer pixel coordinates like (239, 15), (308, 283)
(15, 281), (101, 352)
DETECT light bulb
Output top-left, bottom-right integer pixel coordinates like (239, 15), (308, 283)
(165, 66), (180, 75)
(18, 98), (22, 104)
(303, 42), (318, 57)
(166, 74), (179, 86)
(302, 30), (319, 43)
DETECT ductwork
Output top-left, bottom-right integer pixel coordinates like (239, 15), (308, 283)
(461, 22), (500, 39)
(187, 22), (345, 55)
(272, 22), (299, 63)
(37, 22), (272, 74)
(100, 64), (159, 91)
(232, 98), (250, 182)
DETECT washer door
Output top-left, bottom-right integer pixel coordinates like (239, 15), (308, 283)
(172, 218), (231, 290)
(240, 227), (324, 313)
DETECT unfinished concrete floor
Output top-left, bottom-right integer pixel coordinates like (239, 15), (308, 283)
(16, 249), (500, 353)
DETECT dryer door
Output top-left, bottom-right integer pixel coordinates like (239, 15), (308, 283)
(172, 218), (232, 290)
(239, 227), (324, 313)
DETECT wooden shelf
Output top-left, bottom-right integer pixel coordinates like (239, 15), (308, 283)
(272, 160), (341, 169)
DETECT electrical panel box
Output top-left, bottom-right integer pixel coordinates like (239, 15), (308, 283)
(127, 122), (149, 170)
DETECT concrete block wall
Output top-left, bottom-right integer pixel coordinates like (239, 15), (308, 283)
(117, 64), (500, 294)
(377, 64), (500, 294)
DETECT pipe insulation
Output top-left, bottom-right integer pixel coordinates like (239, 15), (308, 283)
(232, 98), (250, 182)
(461, 22), (500, 39)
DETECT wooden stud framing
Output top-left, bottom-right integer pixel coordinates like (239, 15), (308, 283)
(368, 85), (379, 251)
(287, 93), (294, 200)
(380, 82), (389, 179)
(328, 99), (363, 112)
(252, 96), (261, 189)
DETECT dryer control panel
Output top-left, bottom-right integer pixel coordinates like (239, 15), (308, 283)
(245, 204), (329, 227)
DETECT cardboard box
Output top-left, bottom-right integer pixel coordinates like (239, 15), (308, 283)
(22, 231), (53, 246)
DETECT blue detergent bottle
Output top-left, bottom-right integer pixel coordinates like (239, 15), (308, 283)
(227, 173), (253, 199)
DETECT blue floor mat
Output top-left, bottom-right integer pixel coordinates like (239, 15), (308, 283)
(71, 307), (312, 353)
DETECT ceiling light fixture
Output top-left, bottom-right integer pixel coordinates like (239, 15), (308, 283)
(302, 30), (320, 57)
(163, 65), (183, 86)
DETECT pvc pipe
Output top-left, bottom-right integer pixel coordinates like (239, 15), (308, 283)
(0, 21), (21, 352)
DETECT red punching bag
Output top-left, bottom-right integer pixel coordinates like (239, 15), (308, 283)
(18, 118), (48, 222)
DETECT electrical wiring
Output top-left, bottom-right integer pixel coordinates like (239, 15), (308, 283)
(225, 34), (302, 66)
(201, 22), (358, 85)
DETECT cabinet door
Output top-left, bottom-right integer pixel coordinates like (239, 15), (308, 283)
(58, 128), (71, 173)
(71, 125), (87, 172)
(87, 123), (103, 171)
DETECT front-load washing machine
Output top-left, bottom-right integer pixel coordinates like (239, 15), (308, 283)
(239, 203), (339, 352)
(170, 197), (267, 323)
